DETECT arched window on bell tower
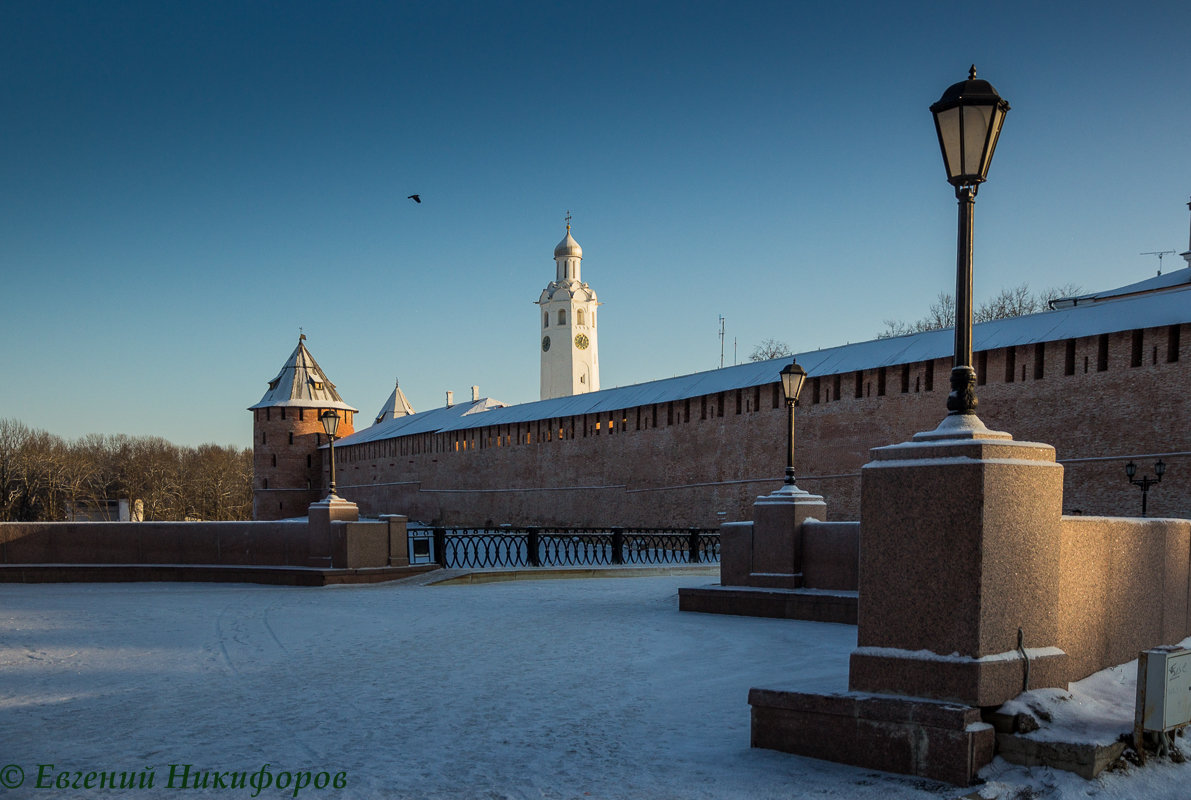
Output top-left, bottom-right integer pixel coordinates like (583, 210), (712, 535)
(577, 308), (585, 326)
(558, 309), (567, 325)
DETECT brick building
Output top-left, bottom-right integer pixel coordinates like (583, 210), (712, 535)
(253, 223), (1191, 527)
(250, 335), (356, 520)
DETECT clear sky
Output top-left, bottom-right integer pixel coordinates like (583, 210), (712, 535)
(2, 0), (1189, 448)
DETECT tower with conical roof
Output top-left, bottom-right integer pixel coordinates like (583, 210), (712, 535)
(537, 215), (600, 400)
(373, 378), (416, 425)
(248, 335), (358, 520)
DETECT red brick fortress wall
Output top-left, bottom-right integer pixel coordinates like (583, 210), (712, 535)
(325, 323), (1191, 526)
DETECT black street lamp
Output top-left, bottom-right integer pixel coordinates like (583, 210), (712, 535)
(319, 409), (341, 498)
(779, 359), (808, 485)
(930, 66), (1010, 417)
(1125, 459), (1166, 516)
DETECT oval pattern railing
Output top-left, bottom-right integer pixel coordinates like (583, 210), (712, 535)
(407, 526), (719, 569)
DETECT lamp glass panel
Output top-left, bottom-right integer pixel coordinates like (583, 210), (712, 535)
(780, 372), (795, 401)
(791, 373), (806, 402)
(321, 410), (339, 437)
(935, 106), (962, 180)
(961, 104), (993, 178)
(779, 365), (806, 402)
(982, 104), (1007, 175)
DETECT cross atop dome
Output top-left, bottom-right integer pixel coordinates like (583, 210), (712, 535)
(554, 214), (583, 262)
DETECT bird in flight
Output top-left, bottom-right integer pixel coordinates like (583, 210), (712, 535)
(407, 194), (421, 204)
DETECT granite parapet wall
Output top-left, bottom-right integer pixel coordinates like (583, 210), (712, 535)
(1, 521), (313, 566)
(718, 512), (1190, 687)
(1058, 515), (1191, 682)
(801, 521), (859, 590)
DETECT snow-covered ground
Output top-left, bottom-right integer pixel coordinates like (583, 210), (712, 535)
(1, 575), (1189, 799)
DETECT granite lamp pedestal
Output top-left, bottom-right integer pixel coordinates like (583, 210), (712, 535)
(682, 484), (850, 622)
(307, 494), (359, 568)
(723, 484), (826, 589)
(848, 414), (1069, 706)
(749, 415), (1070, 785)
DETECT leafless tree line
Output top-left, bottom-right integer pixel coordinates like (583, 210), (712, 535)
(0, 418), (253, 522)
(877, 283), (1083, 339)
(748, 338), (795, 362)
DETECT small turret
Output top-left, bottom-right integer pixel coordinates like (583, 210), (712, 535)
(374, 378), (416, 425)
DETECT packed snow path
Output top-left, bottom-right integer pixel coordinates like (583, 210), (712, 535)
(1, 576), (1189, 799)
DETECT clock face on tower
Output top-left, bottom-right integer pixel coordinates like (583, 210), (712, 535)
(542, 336), (551, 352)
(574, 333), (589, 350)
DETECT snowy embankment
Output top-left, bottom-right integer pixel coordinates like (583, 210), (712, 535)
(1, 577), (1188, 799)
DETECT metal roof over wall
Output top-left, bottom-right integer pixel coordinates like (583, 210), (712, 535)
(335, 273), (1191, 446)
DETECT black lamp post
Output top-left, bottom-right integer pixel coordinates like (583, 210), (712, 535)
(319, 409), (341, 498)
(779, 359), (808, 485)
(1125, 459), (1166, 516)
(930, 66), (1010, 417)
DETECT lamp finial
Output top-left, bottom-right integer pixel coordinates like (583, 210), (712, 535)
(968, 65), (977, 80)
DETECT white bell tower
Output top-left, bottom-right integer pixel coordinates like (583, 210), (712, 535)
(538, 214), (600, 400)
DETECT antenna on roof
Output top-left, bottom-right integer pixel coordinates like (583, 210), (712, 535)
(1141, 250), (1176, 276)
(718, 315), (726, 369)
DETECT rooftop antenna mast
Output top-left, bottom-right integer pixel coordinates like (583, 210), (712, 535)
(1141, 250), (1175, 276)
(1184, 196), (1191, 267)
(718, 316), (726, 368)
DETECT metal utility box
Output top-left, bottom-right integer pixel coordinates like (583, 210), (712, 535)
(1134, 646), (1191, 761)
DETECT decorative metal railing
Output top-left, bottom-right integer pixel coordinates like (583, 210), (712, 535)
(407, 526), (719, 569)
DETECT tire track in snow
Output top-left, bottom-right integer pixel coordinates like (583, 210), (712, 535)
(214, 612), (240, 676)
(262, 604), (288, 653)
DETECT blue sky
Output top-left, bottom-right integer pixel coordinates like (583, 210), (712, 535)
(2, 0), (1189, 447)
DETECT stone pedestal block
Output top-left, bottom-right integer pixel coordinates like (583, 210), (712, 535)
(678, 584), (857, 623)
(381, 514), (410, 567)
(718, 522), (753, 587)
(332, 521), (389, 568)
(307, 495), (359, 567)
(849, 415), (1069, 706)
(748, 688), (995, 786)
(744, 484), (826, 589)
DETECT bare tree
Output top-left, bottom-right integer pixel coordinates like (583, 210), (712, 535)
(749, 338), (794, 362)
(878, 284), (1081, 339)
(975, 284), (1037, 322)
(1037, 283), (1083, 307)
(879, 292), (955, 338)
(0, 419), (253, 522)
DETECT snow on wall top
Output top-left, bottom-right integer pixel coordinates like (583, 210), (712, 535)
(337, 397), (506, 446)
(1057, 266), (1191, 305)
(337, 280), (1191, 443)
(249, 338), (359, 412)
